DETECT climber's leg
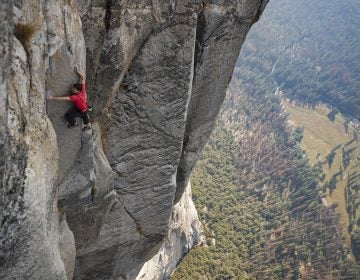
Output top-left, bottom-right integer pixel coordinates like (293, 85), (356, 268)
(81, 111), (90, 125)
(81, 111), (91, 131)
(65, 107), (81, 127)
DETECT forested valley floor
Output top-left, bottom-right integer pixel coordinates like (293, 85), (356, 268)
(171, 78), (360, 279)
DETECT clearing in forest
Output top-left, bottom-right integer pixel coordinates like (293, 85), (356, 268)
(285, 101), (360, 245)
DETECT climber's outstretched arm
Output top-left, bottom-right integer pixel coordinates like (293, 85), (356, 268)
(48, 96), (70, 101)
(74, 66), (84, 84)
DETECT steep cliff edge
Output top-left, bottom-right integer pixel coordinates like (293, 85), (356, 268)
(0, 1), (268, 279)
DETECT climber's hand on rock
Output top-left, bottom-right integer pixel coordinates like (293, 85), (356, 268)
(45, 90), (53, 100)
(74, 66), (82, 73)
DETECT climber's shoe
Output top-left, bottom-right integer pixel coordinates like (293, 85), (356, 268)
(82, 125), (91, 132)
(67, 121), (78, 128)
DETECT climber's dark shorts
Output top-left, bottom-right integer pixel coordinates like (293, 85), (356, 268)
(65, 107), (90, 126)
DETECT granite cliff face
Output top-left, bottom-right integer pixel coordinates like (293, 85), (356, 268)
(0, 0), (268, 279)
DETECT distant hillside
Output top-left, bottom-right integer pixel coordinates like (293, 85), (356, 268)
(237, 0), (360, 119)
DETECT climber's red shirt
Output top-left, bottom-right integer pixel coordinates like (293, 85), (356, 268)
(70, 83), (87, 112)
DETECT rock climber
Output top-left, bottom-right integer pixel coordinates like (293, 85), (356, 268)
(47, 66), (91, 131)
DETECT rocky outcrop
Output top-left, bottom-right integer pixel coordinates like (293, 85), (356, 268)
(58, 124), (116, 251)
(175, 0), (269, 202)
(0, 0), (268, 279)
(136, 182), (203, 280)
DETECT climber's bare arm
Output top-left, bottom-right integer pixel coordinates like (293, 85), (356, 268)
(48, 96), (71, 101)
(74, 66), (85, 84)
(74, 66), (87, 99)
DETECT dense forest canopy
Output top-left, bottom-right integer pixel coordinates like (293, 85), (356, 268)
(172, 79), (360, 279)
(238, 0), (360, 119)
